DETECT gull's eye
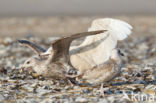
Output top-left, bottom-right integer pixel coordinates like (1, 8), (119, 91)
(26, 61), (30, 64)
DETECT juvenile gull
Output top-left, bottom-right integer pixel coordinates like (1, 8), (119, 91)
(19, 30), (105, 80)
(19, 18), (132, 95)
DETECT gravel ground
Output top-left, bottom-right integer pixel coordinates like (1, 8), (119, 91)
(0, 16), (156, 103)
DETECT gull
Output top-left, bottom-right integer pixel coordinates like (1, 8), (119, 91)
(19, 18), (132, 95)
(19, 30), (105, 81)
(70, 18), (132, 75)
(68, 18), (132, 95)
(38, 18), (132, 75)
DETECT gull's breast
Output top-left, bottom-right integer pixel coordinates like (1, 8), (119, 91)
(81, 60), (120, 85)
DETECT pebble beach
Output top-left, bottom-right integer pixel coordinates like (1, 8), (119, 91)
(0, 16), (156, 103)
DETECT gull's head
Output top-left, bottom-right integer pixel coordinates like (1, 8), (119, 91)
(20, 56), (41, 73)
(110, 49), (123, 61)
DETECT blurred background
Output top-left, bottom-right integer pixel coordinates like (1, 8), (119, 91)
(0, 0), (156, 16)
(0, 0), (156, 38)
(0, 1), (156, 103)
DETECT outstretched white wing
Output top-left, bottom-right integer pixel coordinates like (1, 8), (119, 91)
(87, 18), (132, 62)
(70, 18), (132, 73)
(88, 18), (132, 40)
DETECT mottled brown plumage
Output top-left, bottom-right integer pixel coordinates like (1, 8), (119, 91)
(19, 30), (105, 80)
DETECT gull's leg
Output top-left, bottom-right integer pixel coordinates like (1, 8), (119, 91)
(98, 83), (105, 97)
(67, 79), (75, 87)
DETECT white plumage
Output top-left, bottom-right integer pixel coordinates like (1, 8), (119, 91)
(70, 18), (132, 74)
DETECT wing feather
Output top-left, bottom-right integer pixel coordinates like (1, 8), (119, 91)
(51, 30), (105, 62)
(88, 18), (132, 63)
(70, 18), (132, 70)
(18, 40), (46, 55)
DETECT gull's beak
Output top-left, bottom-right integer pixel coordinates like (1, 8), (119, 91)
(118, 50), (124, 56)
(20, 66), (34, 74)
(20, 65), (25, 73)
(120, 52), (124, 56)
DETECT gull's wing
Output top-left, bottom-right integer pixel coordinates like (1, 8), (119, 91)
(18, 40), (46, 56)
(70, 18), (132, 69)
(87, 18), (132, 63)
(51, 30), (105, 63)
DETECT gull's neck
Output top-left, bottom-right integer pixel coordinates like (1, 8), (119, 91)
(110, 50), (122, 65)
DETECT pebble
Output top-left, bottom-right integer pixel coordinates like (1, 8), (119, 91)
(0, 94), (5, 101)
(75, 97), (88, 102)
(98, 98), (108, 103)
(0, 33), (155, 102)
